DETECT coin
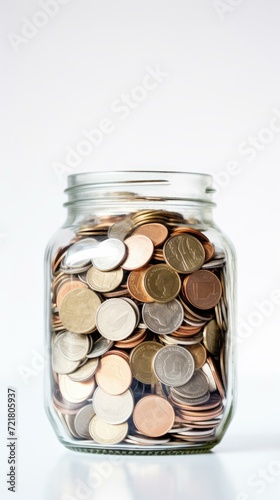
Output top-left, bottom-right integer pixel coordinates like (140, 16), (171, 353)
(130, 341), (162, 384)
(56, 279), (88, 309)
(64, 238), (99, 268)
(86, 337), (113, 358)
(52, 342), (80, 374)
(121, 235), (154, 270)
(143, 264), (181, 303)
(74, 404), (96, 439)
(57, 331), (90, 362)
(127, 267), (154, 302)
(184, 270), (222, 310)
(201, 361), (217, 392)
(59, 288), (101, 334)
(89, 415), (128, 444)
(91, 238), (127, 271)
(95, 354), (132, 395)
(172, 370), (209, 399)
(153, 345), (195, 387)
(93, 387), (134, 424)
(186, 343), (207, 369)
(132, 223), (168, 247)
(133, 395), (175, 437)
(142, 299), (184, 335)
(163, 234), (205, 273)
(170, 390), (211, 407)
(59, 374), (95, 404)
(86, 266), (124, 292)
(203, 319), (222, 356)
(68, 358), (99, 382)
(207, 357), (225, 399)
(96, 298), (137, 341)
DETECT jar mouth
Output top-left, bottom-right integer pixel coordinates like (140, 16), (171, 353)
(64, 171), (215, 208)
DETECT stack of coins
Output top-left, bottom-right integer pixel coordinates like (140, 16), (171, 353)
(50, 209), (228, 447)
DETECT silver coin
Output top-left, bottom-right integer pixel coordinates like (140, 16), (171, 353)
(60, 263), (92, 274)
(121, 297), (140, 325)
(68, 357), (99, 382)
(92, 387), (134, 424)
(96, 298), (137, 340)
(86, 266), (124, 292)
(91, 238), (127, 271)
(170, 390), (211, 406)
(172, 370), (209, 399)
(153, 345), (195, 387)
(142, 300), (184, 335)
(57, 331), (90, 362)
(78, 271), (89, 284)
(74, 404), (96, 439)
(64, 414), (80, 438)
(52, 342), (81, 374)
(86, 337), (113, 358)
(64, 238), (99, 268)
(201, 362), (217, 392)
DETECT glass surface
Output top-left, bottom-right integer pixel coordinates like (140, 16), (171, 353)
(44, 171), (236, 454)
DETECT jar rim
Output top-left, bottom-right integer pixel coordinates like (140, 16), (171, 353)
(64, 170), (215, 210)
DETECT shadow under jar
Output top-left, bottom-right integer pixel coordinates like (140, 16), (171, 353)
(44, 171), (237, 454)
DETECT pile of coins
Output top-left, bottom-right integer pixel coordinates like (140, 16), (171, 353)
(50, 209), (228, 448)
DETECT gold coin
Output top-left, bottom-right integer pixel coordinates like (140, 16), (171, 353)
(203, 319), (222, 356)
(59, 288), (101, 334)
(186, 343), (207, 369)
(163, 234), (205, 273)
(143, 264), (181, 303)
(130, 341), (162, 384)
(86, 266), (123, 292)
(89, 415), (128, 444)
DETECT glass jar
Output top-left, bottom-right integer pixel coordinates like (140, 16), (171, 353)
(44, 171), (236, 454)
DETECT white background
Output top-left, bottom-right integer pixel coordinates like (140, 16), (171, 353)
(1, 1), (280, 499)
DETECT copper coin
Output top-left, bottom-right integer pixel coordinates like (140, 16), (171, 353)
(163, 234), (205, 273)
(143, 264), (181, 303)
(121, 235), (154, 270)
(133, 395), (175, 437)
(184, 270), (222, 310)
(202, 241), (215, 262)
(171, 227), (209, 242)
(95, 354), (132, 395)
(132, 223), (168, 247)
(207, 357), (225, 399)
(127, 267), (154, 302)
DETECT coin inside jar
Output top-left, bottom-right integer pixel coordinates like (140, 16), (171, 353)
(133, 395), (175, 437)
(96, 298), (138, 340)
(121, 235), (154, 270)
(184, 270), (222, 310)
(95, 354), (132, 395)
(143, 264), (181, 303)
(163, 234), (205, 273)
(142, 299), (184, 335)
(153, 345), (195, 387)
(59, 288), (101, 334)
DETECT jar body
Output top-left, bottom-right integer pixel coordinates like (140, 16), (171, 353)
(44, 171), (236, 454)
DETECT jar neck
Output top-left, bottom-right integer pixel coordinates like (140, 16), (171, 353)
(63, 171), (216, 227)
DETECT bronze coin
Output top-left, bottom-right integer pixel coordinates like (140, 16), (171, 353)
(133, 395), (175, 437)
(121, 235), (154, 270)
(184, 270), (222, 310)
(127, 267), (154, 302)
(186, 343), (207, 369)
(132, 223), (168, 247)
(163, 234), (205, 274)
